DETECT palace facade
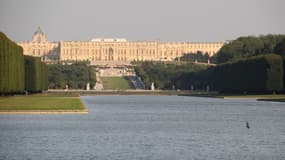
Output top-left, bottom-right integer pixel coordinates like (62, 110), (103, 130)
(18, 27), (225, 62)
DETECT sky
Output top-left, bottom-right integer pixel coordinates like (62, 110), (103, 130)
(0, 0), (285, 42)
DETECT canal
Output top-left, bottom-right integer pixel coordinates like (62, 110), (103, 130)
(0, 95), (285, 159)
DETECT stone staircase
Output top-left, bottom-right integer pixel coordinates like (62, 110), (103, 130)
(128, 76), (146, 90)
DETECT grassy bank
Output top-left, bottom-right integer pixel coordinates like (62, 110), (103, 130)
(221, 94), (285, 99)
(222, 94), (285, 103)
(257, 99), (285, 102)
(178, 91), (285, 102)
(0, 94), (86, 111)
(102, 77), (134, 90)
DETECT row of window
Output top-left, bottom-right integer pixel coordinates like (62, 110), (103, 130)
(27, 49), (214, 58)
(63, 42), (157, 46)
(163, 44), (222, 49)
(61, 56), (129, 61)
(61, 48), (157, 55)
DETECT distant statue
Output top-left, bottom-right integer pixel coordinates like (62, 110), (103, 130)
(207, 59), (210, 64)
(246, 121), (250, 129)
(65, 84), (69, 91)
(151, 82), (155, 91)
(206, 85), (210, 92)
(86, 82), (90, 91)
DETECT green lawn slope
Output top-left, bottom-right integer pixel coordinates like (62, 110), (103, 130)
(102, 77), (134, 90)
(0, 94), (85, 111)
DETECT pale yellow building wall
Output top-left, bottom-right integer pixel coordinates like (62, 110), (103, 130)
(18, 41), (59, 60)
(17, 28), (225, 62)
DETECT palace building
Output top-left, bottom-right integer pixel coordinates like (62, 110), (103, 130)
(18, 27), (225, 62)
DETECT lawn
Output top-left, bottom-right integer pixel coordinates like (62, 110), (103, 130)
(180, 92), (285, 103)
(222, 94), (285, 99)
(221, 94), (285, 103)
(257, 98), (285, 102)
(102, 77), (134, 90)
(0, 94), (85, 111)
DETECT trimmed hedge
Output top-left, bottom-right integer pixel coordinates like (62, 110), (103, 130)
(0, 32), (25, 94)
(0, 32), (48, 94)
(283, 58), (285, 92)
(175, 54), (284, 93)
(24, 56), (48, 93)
(212, 54), (283, 93)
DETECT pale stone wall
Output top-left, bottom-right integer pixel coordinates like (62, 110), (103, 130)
(18, 27), (59, 60)
(18, 41), (59, 60)
(18, 28), (225, 62)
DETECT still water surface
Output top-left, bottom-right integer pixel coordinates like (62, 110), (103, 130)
(1, 95), (285, 160)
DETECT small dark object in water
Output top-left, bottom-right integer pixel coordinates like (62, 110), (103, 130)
(246, 121), (250, 129)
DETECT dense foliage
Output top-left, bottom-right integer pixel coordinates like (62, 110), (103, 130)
(274, 38), (285, 57)
(0, 32), (25, 94)
(135, 62), (208, 89)
(214, 35), (285, 64)
(24, 56), (48, 93)
(176, 51), (210, 63)
(48, 63), (96, 89)
(176, 54), (283, 93)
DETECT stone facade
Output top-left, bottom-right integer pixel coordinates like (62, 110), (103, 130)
(18, 27), (59, 60)
(18, 28), (225, 62)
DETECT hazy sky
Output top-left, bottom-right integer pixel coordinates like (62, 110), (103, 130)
(1, 0), (285, 42)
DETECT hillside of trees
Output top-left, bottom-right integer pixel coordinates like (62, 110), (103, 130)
(213, 34), (285, 63)
(0, 32), (48, 95)
(48, 62), (96, 89)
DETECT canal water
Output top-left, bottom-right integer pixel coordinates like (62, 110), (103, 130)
(0, 95), (285, 160)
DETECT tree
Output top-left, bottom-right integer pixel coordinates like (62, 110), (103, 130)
(134, 62), (207, 89)
(48, 62), (96, 89)
(274, 38), (285, 57)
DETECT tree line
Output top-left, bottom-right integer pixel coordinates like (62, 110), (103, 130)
(134, 62), (207, 89)
(0, 32), (48, 95)
(48, 62), (96, 89)
(175, 51), (210, 63)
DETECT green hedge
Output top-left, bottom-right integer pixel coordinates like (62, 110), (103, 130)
(283, 58), (285, 92)
(24, 56), (48, 93)
(213, 54), (283, 93)
(0, 32), (25, 94)
(175, 54), (284, 93)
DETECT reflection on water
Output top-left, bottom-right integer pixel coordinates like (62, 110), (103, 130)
(0, 95), (285, 160)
